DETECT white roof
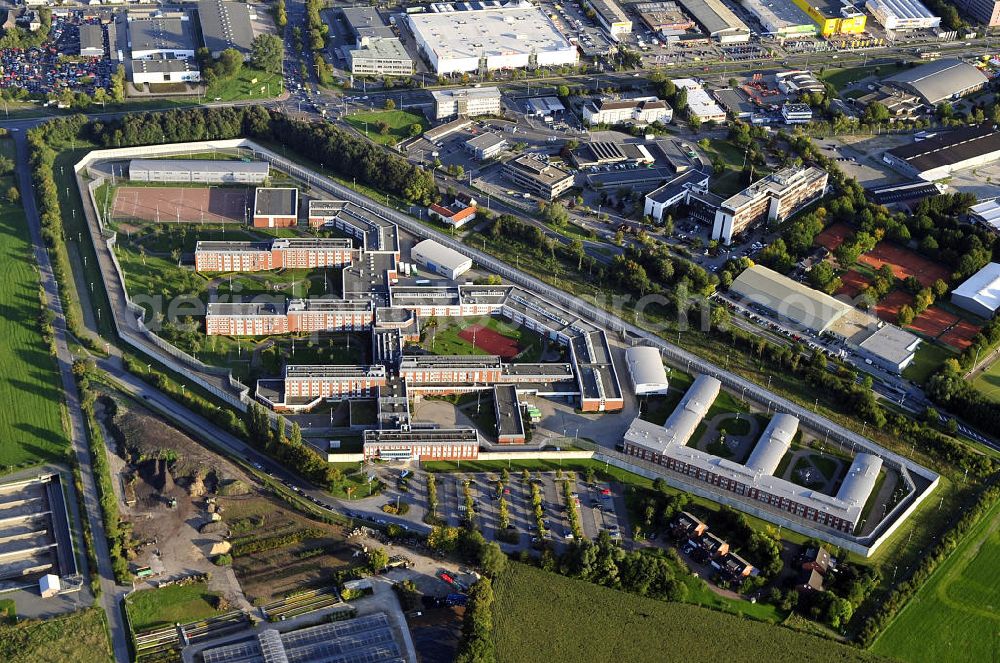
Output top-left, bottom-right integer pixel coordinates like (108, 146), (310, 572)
(730, 265), (852, 334)
(971, 200), (1000, 233)
(40, 574), (60, 591)
(835, 453), (883, 506)
(744, 413), (798, 476)
(411, 239), (473, 273)
(952, 262), (1000, 314)
(671, 79), (726, 121)
(624, 346), (669, 389)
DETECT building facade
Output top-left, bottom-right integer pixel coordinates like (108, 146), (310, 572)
(430, 87), (502, 121)
(348, 37), (414, 76)
(712, 166), (828, 244)
(501, 155), (574, 200)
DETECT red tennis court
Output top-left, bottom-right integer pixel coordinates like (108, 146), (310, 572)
(940, 320), (981, 350)
(815, 222), (853, 251)
(908, 306), (959, 338)
(835, 270), (869, 298)
(110, 186), (250, 224)
(873, 290), (912, 322)
(458, 324), (520, 359)
(859, 242), (950, 287)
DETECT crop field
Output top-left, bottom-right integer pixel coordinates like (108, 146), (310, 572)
(218, 494), (357, 602)
(494, 562), (887, 663)
(125, 582), (226, 631)
(872, 496), (1000, 663)
(0, 139), (67, 469)
(0, 607), (113, 663)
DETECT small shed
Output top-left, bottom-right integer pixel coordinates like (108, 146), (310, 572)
(39, 574), (61, 598)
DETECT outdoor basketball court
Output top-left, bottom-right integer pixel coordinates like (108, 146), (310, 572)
(110, 186), (250, 224)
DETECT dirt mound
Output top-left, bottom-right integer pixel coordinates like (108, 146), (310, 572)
(138, 458), (175, 493)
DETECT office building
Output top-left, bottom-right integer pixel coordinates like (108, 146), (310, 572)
(429, 87), (502, 120)
(252, 187), (299, 228)
(582, 97), (673, 125)
(954, 0), (1000, 26)
(406, 1), (578, 75)
(348, 37), (414, 76)
(883, 125), (1000, 181)
(129, 159), (268, 184)
(782, 102), (813, 123)
(583, 0), (633, 37)
(501, 154), (574, 200)
(865, 0), (940, 30)
(951, 262), (1000, 318)
(197, 0), (255, 58)
(643, 169), (711, 221)
(465, 132), (508, 160)
(131, 57), (201, 84)
(712, 166), (827, 244)
(341, 6), (394, 42)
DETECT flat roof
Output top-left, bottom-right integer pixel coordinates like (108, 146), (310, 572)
(80, 23), (104, 53)
(866, 0), (938, 21)
(132, 58), (199, 74)
(206, 301), (285, 316)
(671, 79), (727, 120)
(407, 4), (574, 62)
(743, 0), (814, 31)
(197, 0), (254, 54)
(887, 125), (1000, 174)
(400, 355), (502, 369)
(128, 15), (194, 53)
(411, 239), (473, 273)
(503, 154), (572, 187)
(363, 427), (479, 444)
(253, 187), (298, 217)
(430, 86), (501, 103)
(196, 240), (270, 252)
(587, 166), (676, 189)
(713, 88), (754, 116)
(130, 158), (268, 175)
(646, 168), (710, 203)
(341, 6), (395, 40)
(350, 36), (411, 62)
(494, 384), (524, 437)
(677, 0), (749, 35)
(952, 262), (1000, 314)
(857, 325), (920, 365)
(285, 364), (386, 379)
(885, 59), (988, 104)
(730, 265), (852, 334)
(466, 132), (507, 150)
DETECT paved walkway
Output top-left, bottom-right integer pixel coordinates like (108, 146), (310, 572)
(693, 412), (760, 461)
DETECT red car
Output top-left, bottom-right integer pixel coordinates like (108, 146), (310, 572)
(600, 488), (611, 496)
(439, 572), (455, 585)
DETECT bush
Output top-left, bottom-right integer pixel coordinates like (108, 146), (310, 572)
(213, 553), (233, 566)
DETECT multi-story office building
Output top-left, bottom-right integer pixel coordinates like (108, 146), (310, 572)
(348, 37), (414, 76)
(582, 97), (672, 126)
(501, 154), (574, 200)
(711, 166), (828, 244)
(429, 87), (502, 121)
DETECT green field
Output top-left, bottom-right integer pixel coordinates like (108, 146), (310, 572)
(872, 496), (1000, 663)
(820, 63), (910, 89)
(345, 110), (428, 146)
(494, 562), (886, 663)
(971, 353), (1000, 403)
(0, 607), (112, 663)
(125, 582), (225, 631)
(0, 139), (68, 470)
(205, 67), (283, 102)
(422, 316), (547, 363)
(902, 342), (956, 386)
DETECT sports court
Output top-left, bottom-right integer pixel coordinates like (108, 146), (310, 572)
(940, 320), (981, 350)
(873, 290), (912, 322)
(815, 222), (853, 251)
(908, 306), (959, 339)
(458, 324), (520, 359)
(110, 186), (250, 224)
(859, 242), (949, 287)
(835, 269), (868, 298)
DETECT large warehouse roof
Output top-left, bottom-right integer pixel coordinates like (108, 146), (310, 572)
(744, 413), (798, 476)
(678, 0), (749, 35)
(197, 0), (255, 55)
(886, 125), (1000, 176)
(730, 265), (853, 334)
(624, 346), (669, 394)
(411, 239), (472, 273)
(952, 262), (1000, 315)
(128, 16), (195, 53)
(885, 59), (988, 104)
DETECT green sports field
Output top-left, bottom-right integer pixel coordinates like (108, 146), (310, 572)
(0, 139), (67, 470)
(872, 496), (1000, 662)
(971, 355), (1000, 403)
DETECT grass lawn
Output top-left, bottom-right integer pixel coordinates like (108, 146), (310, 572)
(493, 562), (886, 663)
(637, 369), (694, 423)
(872, 494), (1000, 663)
(971, 351), (1000, 403)
(0, 599), (13, 625)
(702, 139), (759, 198)
(820, 63), (910, 88)
(205, 67), (283, 102)
(717, 415), (751, 436)
(125, 582), (225, 631)
(902, 342), (956, 386)
(345, 110), (427, 146)
(0, 607), (112, 663)
(0, 139), (68, 470)
(422, 316), (547, 362)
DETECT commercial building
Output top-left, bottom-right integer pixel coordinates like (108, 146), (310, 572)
(410, 239), (473, 279)
(883, 125), (1000, 181)
(583, 0), (633, 38)
(465, 132), (508, 160)
(952, 0), (1000, 27)
(867, 180), (943, 206)
(865, 0), (940, 30)
(341, 6), (394, 42)
(713, 88), (754, 119)
(131, 57), (201, 85)
(951, 262), (1000, 318)
(129, 159), (268, 184)
(195, 237), (355, 272)
(782, 102), (813, 123)
(201, 614), (406, 663)
(362, 428), (481, 461)
(493, 384), (526, 443)
(671, 79), (728, 123)
(624, 345), (669, 395)
(127, 14), (196, 59)
(776, 70), (826, 95)
(348, 37), (414, 76)
(428, 200), (478, 227)
(582, 97), (673, 126)
(883, 59), (989, 105)
(429, 87), (502, 121)
(573, 142), (654, 168)
(970, 199), (1000, 233)
(526, 97), (566, 117)
(677, 0), (751, 42)
(80, 23), (105, 58)
(790, 0), (867, 36)
(712, 166), (828, 244)
(856, 324), (921, 373)
(742, 0), (817, 38)
(501, 154), (574, 200)
(252, 187), (299, 228)
(197, 0), (255, 58)
(406, 2), (578, 75)
(643, 168), (712, 221)
(635, 1), (697, 34)
(730, 265), (853, 334)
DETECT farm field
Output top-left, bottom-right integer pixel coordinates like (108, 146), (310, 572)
(872, 495), (1000, 663)
(345, 110), (428, 146)
(0, 607), (113, 663)
(493, 562), (887, 663)
(0, 138), (67, 469)
(125, 582), (226, 631)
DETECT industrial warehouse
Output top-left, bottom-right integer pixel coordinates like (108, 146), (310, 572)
(406, 1), (578, 74)
(883, 124), (1000, 181)
(622, 375), (886, 535)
